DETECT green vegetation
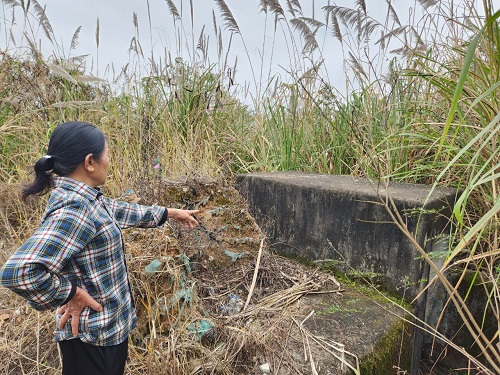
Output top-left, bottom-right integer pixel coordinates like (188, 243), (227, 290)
(317, 303), (361, 315)
(359, 320), (412, 375)
(0, 0), (499, 373)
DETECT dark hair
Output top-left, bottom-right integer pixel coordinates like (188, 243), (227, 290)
(22, 121), (106, 200)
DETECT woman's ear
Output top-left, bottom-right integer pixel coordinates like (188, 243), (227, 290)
(83, 153), (96, 172)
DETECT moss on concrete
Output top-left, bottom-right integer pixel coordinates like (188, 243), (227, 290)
(359, 319), (412, 374)
(287, 255), (411, 309)
(282, 254), (414, 374)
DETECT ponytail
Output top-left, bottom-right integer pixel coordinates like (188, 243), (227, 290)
(22, 155), (55, 201)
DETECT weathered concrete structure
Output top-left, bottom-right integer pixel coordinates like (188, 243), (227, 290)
(236, 171), (458, 374)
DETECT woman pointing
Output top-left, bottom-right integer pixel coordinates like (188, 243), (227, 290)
(0, 121), (199, 375)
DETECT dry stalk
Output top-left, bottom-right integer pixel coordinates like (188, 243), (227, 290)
(306, 335), (319, 375)
(292, 316), (361, 374)
(243, 237), (264, 311)
(235, 279), (325, 319)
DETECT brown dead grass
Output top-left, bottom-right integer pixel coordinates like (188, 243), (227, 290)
(0, 177), (346, 375)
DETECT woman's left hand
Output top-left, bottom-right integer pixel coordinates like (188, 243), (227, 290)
(169, 208), (200, 228)
(57, 287), (103, 337)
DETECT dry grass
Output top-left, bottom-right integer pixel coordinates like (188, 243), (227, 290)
(0, 177), (349, 375)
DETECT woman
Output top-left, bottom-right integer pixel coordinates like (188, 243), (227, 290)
(0, 121), (199, 375)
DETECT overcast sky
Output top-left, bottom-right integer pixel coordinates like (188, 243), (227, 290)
(0, 0), (476, 98)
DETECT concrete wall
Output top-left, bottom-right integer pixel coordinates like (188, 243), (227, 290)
(236, 171), (459, 373)
(236, 172), (456, 300)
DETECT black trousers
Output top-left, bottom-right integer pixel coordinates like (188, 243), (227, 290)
(58, 338), (128, 375)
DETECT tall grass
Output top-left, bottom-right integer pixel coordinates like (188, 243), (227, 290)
(0, 0), (499, 373)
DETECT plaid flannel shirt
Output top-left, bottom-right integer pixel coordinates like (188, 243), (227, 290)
(0, 177), (167, 346)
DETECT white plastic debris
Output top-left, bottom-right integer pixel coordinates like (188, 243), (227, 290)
(259, 363), (271, 373)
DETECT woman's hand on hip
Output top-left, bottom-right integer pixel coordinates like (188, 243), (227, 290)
(57, 287), (102, 336)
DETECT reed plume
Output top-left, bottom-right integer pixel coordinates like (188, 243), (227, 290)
(165, 0), (180, 21)
(290, 17), (319, 54)
(95, 17), (100, 48)
(70, 26), (82, 51)
(331, 14), (343, 44)
(48, 62), (78, 85)
(215, 0), (240, 34)
(386, 0), (401, 26)
(355, 0), (366, 16)
(286, 0), (303, 17)
(32, 0), (54, 42)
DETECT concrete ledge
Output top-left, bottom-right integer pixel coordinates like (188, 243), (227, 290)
(236, 172), (456, 300)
